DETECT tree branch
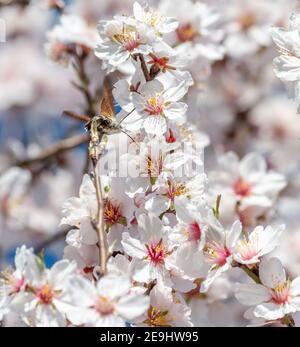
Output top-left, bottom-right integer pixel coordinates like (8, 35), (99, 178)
(13, 133), (89, 168)
(135, 54), (151, 82)
(92, 160), (107, 275)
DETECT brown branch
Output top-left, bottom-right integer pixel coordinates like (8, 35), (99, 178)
(63, 110), (91, 123)
(88, 120), (107, 275)
(14, 133), (89, 168)
(92, 160), (107, 274)
(72, 57), (96, 115)
(135, 54), (151, 82)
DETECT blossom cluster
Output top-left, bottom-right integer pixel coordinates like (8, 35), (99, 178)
(1, 0), (300, 328)
(271, 12), (300, 113)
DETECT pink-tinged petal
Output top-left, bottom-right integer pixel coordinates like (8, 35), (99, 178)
(251, 173), (286, 196)
(145, 195), (169, 215)
(35, 304), (66, 327)
(79, 174), (96, 199)
(271, 28), (299, 52)
(235, 283), (271, 306)
(290, 296), (300, 310)
(257, 225), (284, 257)
(121, 232), (147, 259)
(140, 80), (164, 98)
(107, 225), (124, 252)
(143, 116), (167, 136)
(274, 55), (300, 82)
(226, 220), (242, 251)
(80, 217), (98, 245)
(163, 81), (188, 102)
(239, 153), (266, 179)
(240, 195), (272, 210)
(290, 277), (300, 296)
(97, 275), (130, 300)
(259, 258), (286, 289)
(117, 294), (150, 320)
(68, 276), (97, 307)
(165, 102), (188, 120)
(132, 260), (152, 284)
(97, 315), (125, 327)
(48, 260), (76, 289)
(200, 262), (231, 293)
(253, 302), (289, 320)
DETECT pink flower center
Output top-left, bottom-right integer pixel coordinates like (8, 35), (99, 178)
(166, 129), (176, 143)
(165, 180), (187, 201)
(148, 53), (171, 72)
(146, 240), (166, 265)
(238, 12), (255, 31)
(205, 241), (231, 266)
(233, 177), (252, 197)
(176, 23), (199, 43)
(236, 239), (258, 261)
(123, 38), (141, 52)
(112, 27), (141, 52)
(94, 296), (115, 316)
(145, 95), (164, 116)
(36, 284), (54, 305)
(145, 305), (170, 327)
(2, 271), (25, 294)
(271, 282), (290, 305)
(187, 221), (202, 242)
(14, 277), (25, 293)
(104, 200), (123, 226)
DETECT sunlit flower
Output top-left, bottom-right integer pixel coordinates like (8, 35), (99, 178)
(201, 216), (242, 292)
(66, 273), (149, 327)
(235, 258), (300, 321)
(234, 225), (284, 265)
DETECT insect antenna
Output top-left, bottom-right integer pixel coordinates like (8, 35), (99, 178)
(120, 129), (138, 146)
(119, 108), (136, 125)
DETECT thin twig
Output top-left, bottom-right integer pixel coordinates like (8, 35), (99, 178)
(240, 265), (261, 284)
(92, 160), (107, 274)
(136, 54), (151, 82)
(63, 110), (91, 123)
(73, 57), (95, 115)
(88, 120), (107, 274)
(13, 133), (89, 168)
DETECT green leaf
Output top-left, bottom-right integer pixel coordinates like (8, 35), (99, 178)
(213, 194), (222, 219)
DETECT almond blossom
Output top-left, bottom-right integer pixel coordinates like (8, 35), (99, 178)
(235, 258), (300, 321)
(200, 217), (242, 292)
(131, 79), (188, 135)
(95, 16), (155, 70)
(133, 2), (178, 36)
(45, 14), (98, 66)
(144, 172), (206, 216)
(159, 0), (224, 61)
(21, 259), (77, 327)
(208, 152), (286, 226)
(135, 284), (193, 327)
(66, 273), (149, 327)
(121, 213), (175, 286)
(271, 13), (300, 111)
(234, 225), (285, 265)
(1, 0), (300, 328)
(0, 246), (37, 320)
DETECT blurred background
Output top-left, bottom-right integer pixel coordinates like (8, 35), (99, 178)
(0, 0), (300, 299)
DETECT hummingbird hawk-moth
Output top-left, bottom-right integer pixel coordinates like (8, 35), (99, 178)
(64, 75), (135, 141)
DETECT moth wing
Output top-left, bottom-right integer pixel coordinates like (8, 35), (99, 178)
(100, 76), (116, 120)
